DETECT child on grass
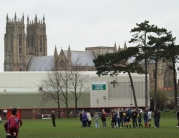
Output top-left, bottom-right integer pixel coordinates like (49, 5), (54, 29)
(94, 112), (99, 128)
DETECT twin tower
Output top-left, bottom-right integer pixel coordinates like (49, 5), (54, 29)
(4, 13), (47, 71)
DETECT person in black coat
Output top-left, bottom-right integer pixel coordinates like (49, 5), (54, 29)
(119, 109), (124, 128)
(176, 110), (179, 127)
(153, 107), (159, 128)
(51, 110), (56, 127)
(132, 109), (137, 128)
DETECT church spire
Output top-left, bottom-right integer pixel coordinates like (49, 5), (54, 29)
(54, 46), (58, 70)
(6, 13), (9, 23)
(35, 14), (37, 23)
(67, 45), (72, 68)
(22, 13), (24, 23)
(14, 12), (17, 22)
(27, 15), (29, 24)
(68, 45), (71, 56)
(118, 44), (121, 52)
(124, 41), (127, 50)
(54, 45), (58, 57)
(43, 14), (45, 24)
(114, 42), (117, 52)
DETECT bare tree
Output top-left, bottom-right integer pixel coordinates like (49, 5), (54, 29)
(41, 70), (72, 118)
(40, 71), (62, 118)
(68, 57), (89, 117)
(41, 55), (89, 118)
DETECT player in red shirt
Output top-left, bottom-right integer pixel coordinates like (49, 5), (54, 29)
(4, 108), (22, 138)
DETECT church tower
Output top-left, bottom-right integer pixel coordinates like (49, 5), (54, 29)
(4, 13), (26, 71)
(26, 15), (47, 64)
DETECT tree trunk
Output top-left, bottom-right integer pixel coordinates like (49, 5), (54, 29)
(154, 58), (158, 108)
(57, 100), (61, 118)
(128, 71), (138, 110)
(144, 33), (148, 108)
(75, 97), (78, 118)
(172, 55), (178, 109)
(66, 102), (69, 118)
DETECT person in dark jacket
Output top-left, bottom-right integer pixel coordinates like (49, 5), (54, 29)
(153, 107), (159, 128)
(137, 110), (143, 128)
(126, 108), (132, 128)
(119, 108), (124, 128)
(132, 109), (137, 128)
(101, 109), (106, 127)
(111, 109), (117, 128)
(144, 108), (148, 128)
(81, 109), (88, 127)
(51, 110), (56, 127)
(176, 110), (179, 127)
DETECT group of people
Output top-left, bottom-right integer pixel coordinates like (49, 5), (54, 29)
(112, 107), (162, 128)
(79, 109), (106, 128)
(79, 109), (92, 127)
(79, 107), (162, 129)
(3, 108), (23, 138)
(109, 107), (155, 128)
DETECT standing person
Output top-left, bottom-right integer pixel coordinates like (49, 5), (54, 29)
(158, 110), (161, 128)
(116, 108), (120, 128)
(79, 111), (83, 127)
(137, 110), (143, 128)
(123, 109), (127, 127)
(126, 108), (132, 128)
(119, 108), (124, 128)
(0, 115), (2, 123)
(51, 110), (56, 128)
(176, 110), (179, 127)
(148, 109), (152, 128)
(111, 109), (117, 128)
(81, 109), (88, 127)
(132, 109), (137, 128)
(101, 109), (106, 128)
(153, 107), (159, 128)
(87, 112), (92, 127)
(94, 112), (99, 128)
(144, 108), (149, 128)
(4, 108), (19, 138)
(14, 114), (22, 138)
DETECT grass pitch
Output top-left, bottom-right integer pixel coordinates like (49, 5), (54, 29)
(0, 114), (178, 138)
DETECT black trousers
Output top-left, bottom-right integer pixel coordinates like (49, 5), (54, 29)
(132, 118), (137, 128)
(52, 119), (56, 127)
(6, 135), (16, 138)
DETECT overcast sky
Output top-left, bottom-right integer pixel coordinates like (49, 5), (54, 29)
(1, 0), (179, 72)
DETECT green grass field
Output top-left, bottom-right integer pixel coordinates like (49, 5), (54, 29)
(0, 112), (178, 138)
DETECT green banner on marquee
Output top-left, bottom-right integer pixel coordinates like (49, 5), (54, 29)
(92, 82), (106, 90)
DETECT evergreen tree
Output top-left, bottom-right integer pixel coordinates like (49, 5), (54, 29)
(93, 47), (145, 109)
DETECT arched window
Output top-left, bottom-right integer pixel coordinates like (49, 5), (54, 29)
(31, 35), (33, 47)
(40, 35), (42, 46)
(19, 34), (22, 46)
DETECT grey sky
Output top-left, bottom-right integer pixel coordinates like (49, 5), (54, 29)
(1, 0), (179, 72)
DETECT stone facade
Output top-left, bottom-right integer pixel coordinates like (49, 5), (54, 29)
(4, 13), (47, 71)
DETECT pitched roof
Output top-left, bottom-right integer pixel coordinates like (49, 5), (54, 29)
(63, 50), (95, 66)
(27, 56), (54, 71)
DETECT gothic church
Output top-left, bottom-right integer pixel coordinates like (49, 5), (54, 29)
(4, 14), (173, 90)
